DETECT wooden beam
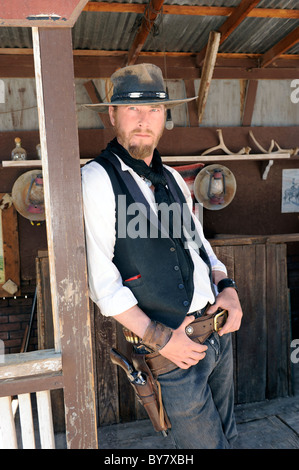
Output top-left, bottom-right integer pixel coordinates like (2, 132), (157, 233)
(32, 27), (97, 450)
(184, 80), (198, 127)
(196, 0), (261, 67)
(83, 80), (111, 128)
(0, 350), (61, 380)
(197, 31), (221, 124)
(260, 26), (299, 68)
(0, 51), (299, 79)
(0, 373), (64, 398)
(126, 0), (165, 66)
(0, 0), (88, 27)
(242, 80), (258, 126)
(83, 2), (299, 20)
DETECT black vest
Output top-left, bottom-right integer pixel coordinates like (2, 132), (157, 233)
(89, 150), (213, 329)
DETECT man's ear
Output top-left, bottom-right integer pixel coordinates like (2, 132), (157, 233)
(108, 106), (115, 126)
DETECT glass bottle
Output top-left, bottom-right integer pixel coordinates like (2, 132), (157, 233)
(11, 137), (27, 161)
(36, 143), (42, 159)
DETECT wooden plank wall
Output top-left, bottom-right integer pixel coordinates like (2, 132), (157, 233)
(213, 242), (291, 404)
(36, 240), (292, 426)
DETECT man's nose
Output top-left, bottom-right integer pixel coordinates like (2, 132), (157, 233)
(137, 109), (150, 125)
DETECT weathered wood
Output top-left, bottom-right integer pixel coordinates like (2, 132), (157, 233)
(126, 0), (165, 66)
(2, 152), (292, 169)
(1, 53), (299, 79)
(210, 234), (299, 246)
(0, 0), (88, 27)
(214, 242), (292, 403)
(36, 390), (55, 449)
(261, 26), (299, 68)
(94, 306), (119, 426)
(0, 349), (62, 380)
(0, 396), (18, 449)
(0, 372), (63, 398)
(234, 415), (299, 449)
(235, 244), (267, 403)
(196, 0), (261, 66)
(84, 2), (299, 19)
(266, 244), (291, 398)
(36, 255), (54, 350)
(242, 80), (258, 127)
(32, 27), (97, 449)
(197, 31), (220, 124)
(83, 80), (111, 128)
(0, 195), (20, 297)
(18, 393), (36, 449)
(36, 253), (65, 433)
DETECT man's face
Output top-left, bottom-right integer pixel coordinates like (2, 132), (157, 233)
(109, 104), (166, 162)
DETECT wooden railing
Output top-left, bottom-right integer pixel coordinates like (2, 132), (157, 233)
(0, 349), (63, 449)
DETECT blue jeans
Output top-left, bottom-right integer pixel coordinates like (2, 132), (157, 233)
(158, 332), (237, 449)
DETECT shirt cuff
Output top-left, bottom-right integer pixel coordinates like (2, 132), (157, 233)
(91, 286), (138, 317)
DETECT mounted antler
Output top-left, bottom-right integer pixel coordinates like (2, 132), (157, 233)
(202, 129), (251, 156)
(249, 131), (299, 156)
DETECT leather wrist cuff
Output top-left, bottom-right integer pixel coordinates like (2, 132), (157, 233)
(141, 321), (173, 352)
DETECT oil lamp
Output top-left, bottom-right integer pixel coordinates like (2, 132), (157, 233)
(207, 168), (226, 205)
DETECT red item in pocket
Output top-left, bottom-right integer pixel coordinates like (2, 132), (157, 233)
(125, 274), (141, 282)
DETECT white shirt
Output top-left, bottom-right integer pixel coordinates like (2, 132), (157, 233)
(81, 156), (227, 317)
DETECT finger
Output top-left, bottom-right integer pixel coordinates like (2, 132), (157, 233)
(218, 314), (240, 336)
(182, 351), (207, 367)
(206, 302), (220, 314)
(182, 315), (195, 327)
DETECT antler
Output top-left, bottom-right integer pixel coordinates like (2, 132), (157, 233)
(249, 131), (299, 156)
(202, 129), (251, 156)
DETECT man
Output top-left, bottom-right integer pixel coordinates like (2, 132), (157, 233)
(82, 63), (243, 448)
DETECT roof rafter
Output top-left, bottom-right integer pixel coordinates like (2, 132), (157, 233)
(83, 2), (299, 19)
(260, 26), (299, 67)
(125, 0), (165, 66)
(196, 0), (261, 67)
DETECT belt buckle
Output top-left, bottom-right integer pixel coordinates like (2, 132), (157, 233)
(213, 309), (227, 332)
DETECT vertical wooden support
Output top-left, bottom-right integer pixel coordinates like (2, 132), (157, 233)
(0, 396), (18, 449)
(32, 27), (98, 449)
(197, 31), (220, 124)
(242, 80), (258, 126)
(18, 393), (36, 449)
(36, 390), (55, 449)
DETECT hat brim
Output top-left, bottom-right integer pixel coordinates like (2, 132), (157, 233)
(83, 96), (197, 113)
(12, 170), (45, 221)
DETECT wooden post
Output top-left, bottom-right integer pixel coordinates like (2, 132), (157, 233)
(197, 31), (220, 124)
(32, 27), (97, 449)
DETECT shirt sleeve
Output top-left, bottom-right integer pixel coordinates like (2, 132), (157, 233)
(166, 165), (227, 275)
(81, 162), (138, 317)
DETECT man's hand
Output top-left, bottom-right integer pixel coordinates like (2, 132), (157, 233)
(207, 287), (243, 336)
(159, 315), (208, 369)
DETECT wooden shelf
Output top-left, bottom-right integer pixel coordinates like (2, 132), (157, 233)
(1, 152), (292, 168)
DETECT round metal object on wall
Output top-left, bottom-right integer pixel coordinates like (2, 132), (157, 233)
(194, 164), (237, 210)
(12, 170), (45, 221)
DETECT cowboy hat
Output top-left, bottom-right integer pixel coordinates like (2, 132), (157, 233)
(194, 164), (237, 211)
(83, 63), (197, 113)
(12, 170), (45, 221)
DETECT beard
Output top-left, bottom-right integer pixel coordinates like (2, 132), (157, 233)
(128, 143), (154, 160)
(113, 116), (164, 161)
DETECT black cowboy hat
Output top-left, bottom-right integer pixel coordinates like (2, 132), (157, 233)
(83, 63), (197, 113)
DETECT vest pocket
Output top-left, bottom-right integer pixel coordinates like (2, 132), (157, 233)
(123, 274), (143, 288)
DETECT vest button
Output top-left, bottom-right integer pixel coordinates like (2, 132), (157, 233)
(170, 247), (176, 252)
(183, 300), (189, 307)
(174, 265), (180, 271)
(178, 283), (184, 289)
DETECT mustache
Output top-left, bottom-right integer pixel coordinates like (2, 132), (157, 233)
(131, 129), (155, 136)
